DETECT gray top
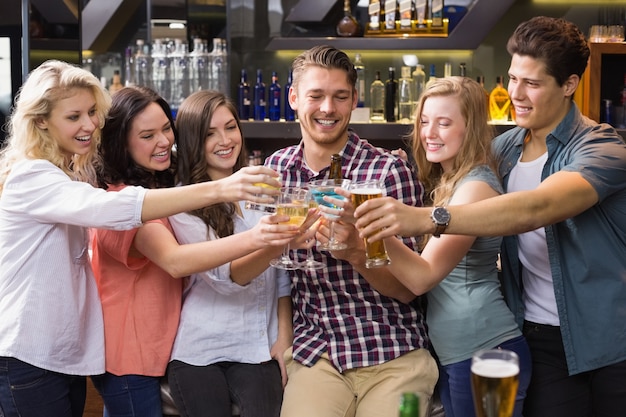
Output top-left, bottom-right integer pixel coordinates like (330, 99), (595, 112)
(426, 165), (521, 365)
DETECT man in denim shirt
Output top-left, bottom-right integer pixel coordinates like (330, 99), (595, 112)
(354, 16), (626, 417)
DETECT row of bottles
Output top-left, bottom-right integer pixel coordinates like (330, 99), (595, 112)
(122, 37), (229, 111)
(366, 0), (446, 36)
(238, 69), (295, 122)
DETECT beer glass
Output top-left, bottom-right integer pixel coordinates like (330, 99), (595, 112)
(350, 180), (391, 268)
(308, 179), (351, 251)
(269, 187), (309, 270)
(471, 349), (520, 417)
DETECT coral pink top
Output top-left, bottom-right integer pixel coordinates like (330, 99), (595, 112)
(91, 185), (182, 376)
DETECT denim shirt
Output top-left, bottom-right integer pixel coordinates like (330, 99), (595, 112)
(493, 103), (626, 375)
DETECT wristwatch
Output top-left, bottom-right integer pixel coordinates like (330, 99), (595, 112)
(431, 206), (451, 238)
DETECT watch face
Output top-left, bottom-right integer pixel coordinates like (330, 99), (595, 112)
(433, 207), (451, 224)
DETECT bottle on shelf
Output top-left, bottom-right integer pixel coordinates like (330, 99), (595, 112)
(412, 64), (426, 103)
(476, 75), (491, 121)
(385, 67), (398, 123)
(254, 69), (266, 121)
(269, 71), (282, 121)
(189, 37), (210, 93)
(284, 70), (295, 121)
(398, 392), (420, 417)
(367, 0), (383, 33)
(415, 0), (428, 30)
(337, 0), (363, 37)
(619, 73), (626, 128)
(370, 70), (385, 122)
(123, 46), (134, 86)
(384, 0), (397, 33)
(430, 0), (444, 29)
(210, 38), (229, 95)
(489, 75), (512, 123)
(133, 39), (151, 88)
(459, 62), (467, 77)
(398, 0), (413, 32)
(428, 64), (437, 84)
(354, 53), (366, 108)
(444, 62), (452, 78)
(238, 69), (251, 121)
(108, 70), (123, 94)
(170, 39), (190, 111)
(151, 39), (171, 103)
(329, 153), (343, 182)
(398, 66), (415, 123)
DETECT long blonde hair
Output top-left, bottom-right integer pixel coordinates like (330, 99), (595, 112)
(412, 76), (497, 207)
(0, 60), (111, 193)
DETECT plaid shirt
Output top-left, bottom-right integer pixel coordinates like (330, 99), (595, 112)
(265, 131), (430, 372)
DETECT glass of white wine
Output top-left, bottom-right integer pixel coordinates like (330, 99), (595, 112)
(269, 187), (309, 270)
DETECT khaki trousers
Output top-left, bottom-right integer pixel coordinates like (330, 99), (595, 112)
(280, 348), (438, 417)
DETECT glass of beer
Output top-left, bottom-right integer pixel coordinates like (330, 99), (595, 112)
(350, 179), (391, 268)
(471, 349), (520, 417)
(244, 182), (279, 213)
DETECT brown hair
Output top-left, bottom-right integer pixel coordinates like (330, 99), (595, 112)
(175, 90), (248, 238)
(291, 45), (357, 92)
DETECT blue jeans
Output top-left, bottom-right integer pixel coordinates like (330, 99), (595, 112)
(437, 335), (532, 417)
(167, 360), (282, 417)
(91, 372), (162, 417)
(0, 356), (86, 417)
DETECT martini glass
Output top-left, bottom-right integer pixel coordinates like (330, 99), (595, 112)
(269, 187), (309, 270)
(307, 179), (351, 251)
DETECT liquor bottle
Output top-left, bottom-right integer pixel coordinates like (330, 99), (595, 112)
(476, 75), (491, 121)
(123, 46), (134, 86)
(370, 70), (385, 122)
(398, 392), (419, 417)
(210, 38), (229, 95)
(384, 0), (397, 32)
(354, 53), (366, 108)
(337, 0), (363, 37)
(284, 70), (295, 121)
(170, 39), (191, 110)
(238, 69), (251, 121)
(415, 0), (428, 30)
(268, 71), (281, 121)
(459, 62), (467, 77)
(189, 37), (210, 93)
(329, 153), (343, 182)
(368, 0), (383, 33)
(254, 69), (267, 121)
(430, 0), (444, 29)
(398, 66), (414, 123)
(619, 73), (626, 128)
(412, 64), (426, 102)
(489, 75), (511, 123)
(398, 0), (413, 32)
(444, 62), (452, 78)
(385, 67), (398, 123)
(133, 39), (151, 88)
(151, 39), (170, 103)
(428, 64), (437, 84)
(108, 70), (123, 94)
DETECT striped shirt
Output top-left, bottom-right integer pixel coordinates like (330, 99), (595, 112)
(265, 131), (430, 372)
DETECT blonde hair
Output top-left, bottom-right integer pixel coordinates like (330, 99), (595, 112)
(0, 60), (111, 193)
(412, 76), (497, 207)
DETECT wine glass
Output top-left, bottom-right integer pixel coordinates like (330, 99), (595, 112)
(307, 179), (351, 251)
(299, 198), (325, 270)
(269, 187), (309, 270)
(471, 349), (520, 417)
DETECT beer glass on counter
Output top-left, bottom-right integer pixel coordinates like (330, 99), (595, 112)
(350, 179), (391, 268)
(471, 349), (520, 417)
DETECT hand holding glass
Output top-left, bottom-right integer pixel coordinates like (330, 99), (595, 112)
(350, 180), (391, 268)
(308, 179), (351, 251)
(245, 182), (279, 213)
(269, 188), (309, 270)
(471, 349), (520, 417)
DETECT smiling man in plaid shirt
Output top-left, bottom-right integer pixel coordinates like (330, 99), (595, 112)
(265, 45), (438, 417)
